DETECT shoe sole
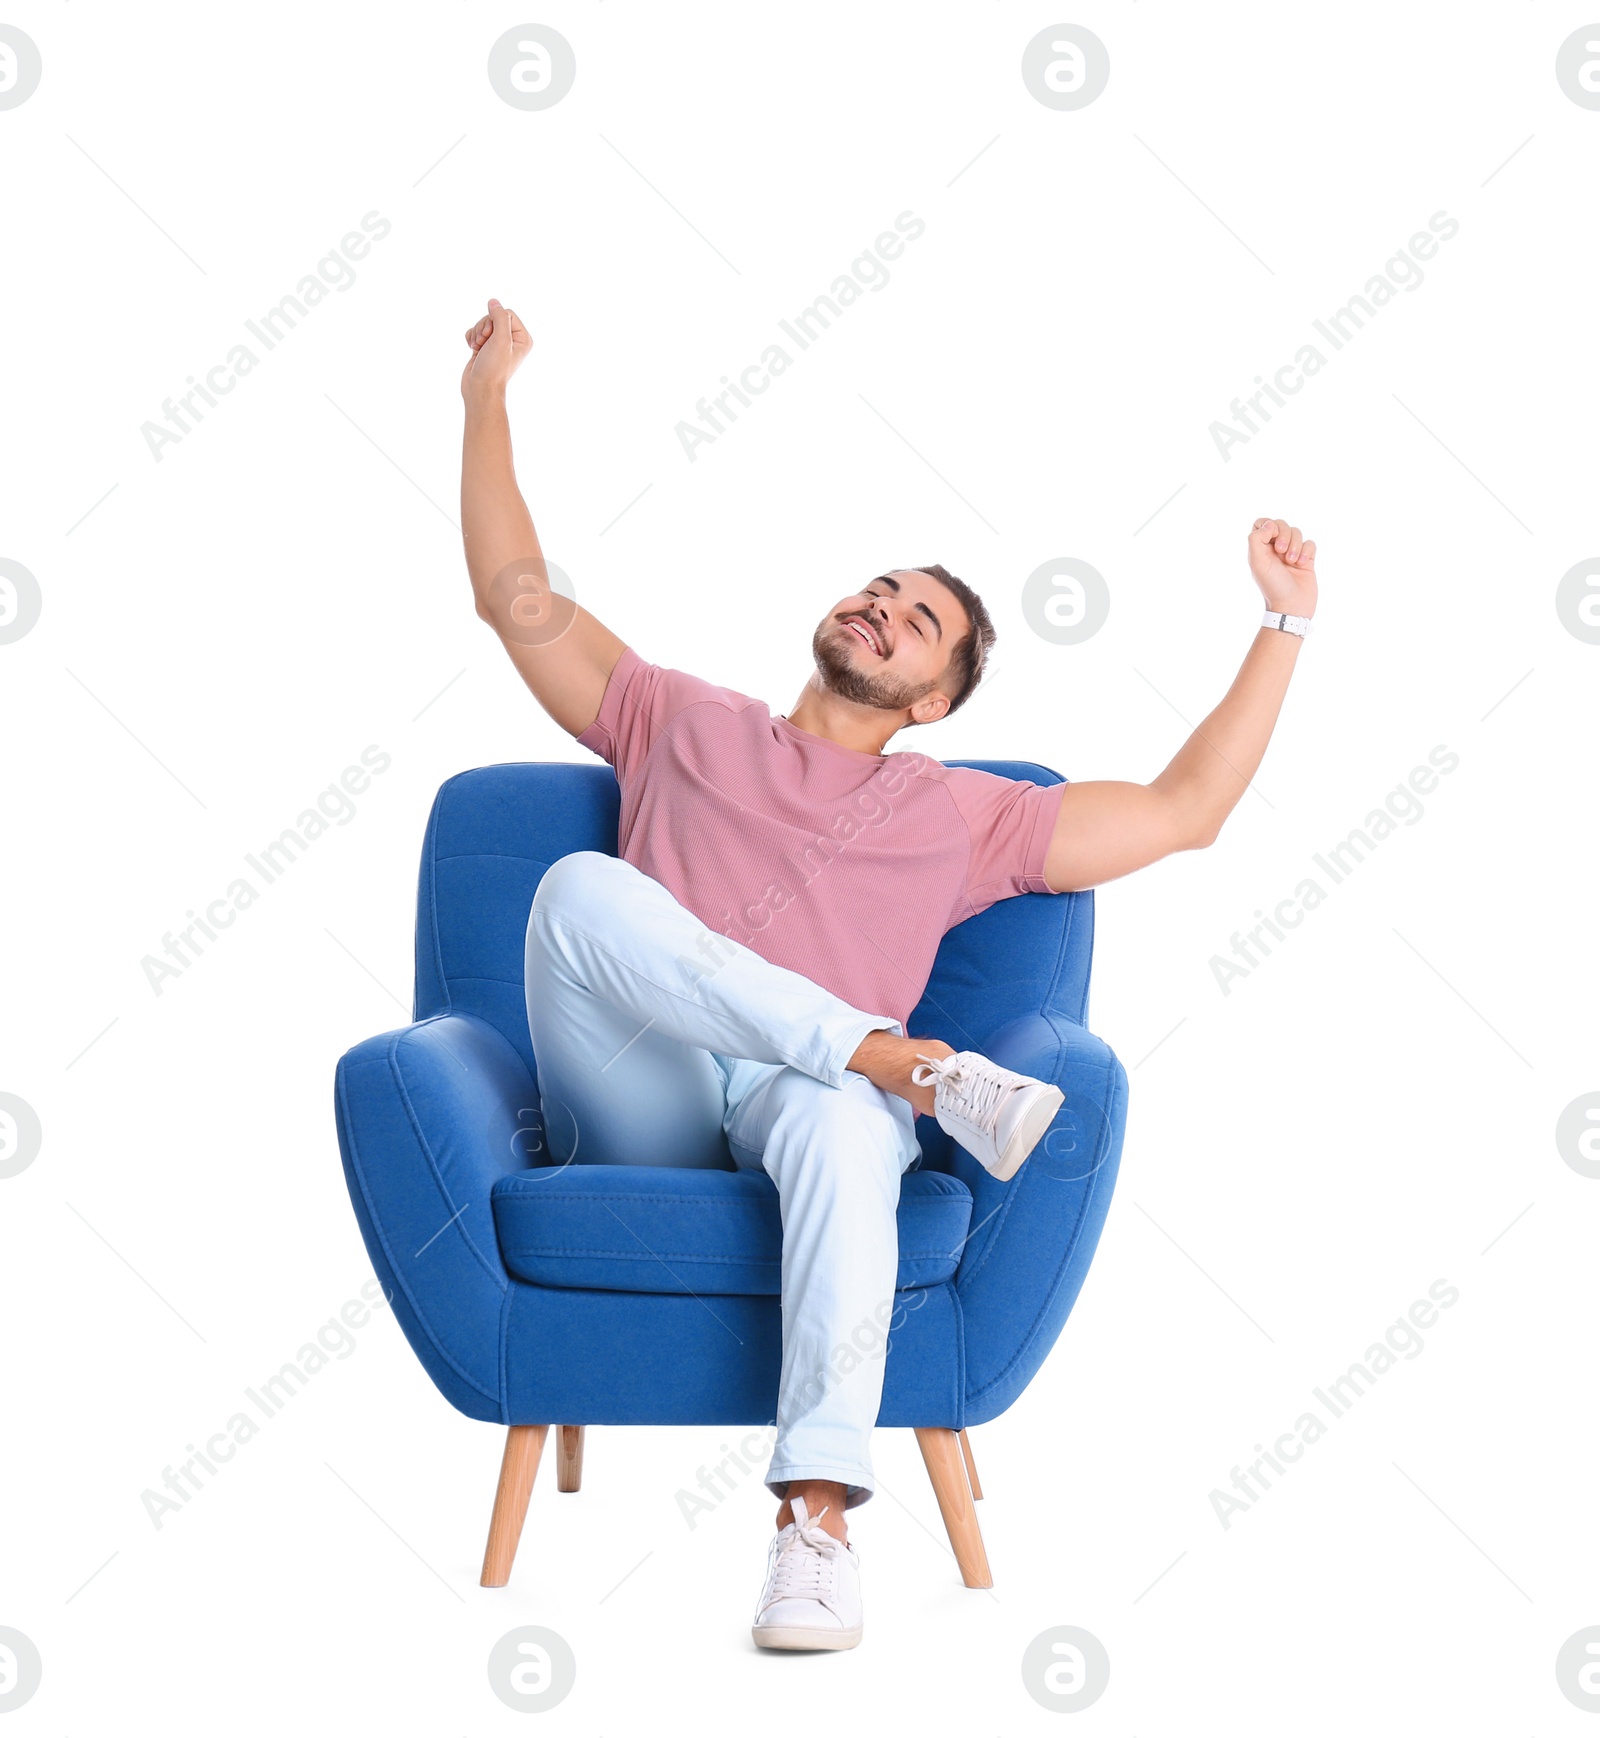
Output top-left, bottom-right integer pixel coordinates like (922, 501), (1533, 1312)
(752, 1624), (863, 1651)
(990, 1085), (1065, 1182)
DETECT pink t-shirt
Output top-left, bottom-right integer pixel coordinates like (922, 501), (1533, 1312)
(576, 647), (1066, 1031)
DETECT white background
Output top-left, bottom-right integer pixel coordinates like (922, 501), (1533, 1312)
(3, 1), (1596, 1729)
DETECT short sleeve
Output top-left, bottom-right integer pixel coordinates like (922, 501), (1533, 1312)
(575, 647), (745, 784)
(940, 766), (1066, 925)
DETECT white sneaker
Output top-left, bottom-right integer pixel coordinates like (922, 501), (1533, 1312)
(750, 1496), (863, 1651)
(911, 1050), (1064, 1182)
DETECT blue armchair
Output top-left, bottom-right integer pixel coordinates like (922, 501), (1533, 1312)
(333, 761), (1127, 1588)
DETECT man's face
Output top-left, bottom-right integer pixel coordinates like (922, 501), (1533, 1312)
(811, 569), (966, 720)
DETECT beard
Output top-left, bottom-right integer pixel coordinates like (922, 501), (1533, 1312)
(811, 619), (941, 713)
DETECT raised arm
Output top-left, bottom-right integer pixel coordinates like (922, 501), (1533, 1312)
(460, 299), (627, 739)
(1042, 517), (1317, 893)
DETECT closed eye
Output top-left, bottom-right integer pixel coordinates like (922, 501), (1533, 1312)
(867, 589), (924, 636)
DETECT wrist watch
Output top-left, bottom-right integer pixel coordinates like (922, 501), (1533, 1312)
(1261, 608), (1313, 637)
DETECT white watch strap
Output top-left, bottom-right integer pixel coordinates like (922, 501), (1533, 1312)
(1261, 608), (1312, 637)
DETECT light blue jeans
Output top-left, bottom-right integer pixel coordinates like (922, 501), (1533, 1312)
(523, 850), (922, 1509)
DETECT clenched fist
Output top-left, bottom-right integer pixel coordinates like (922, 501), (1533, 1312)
(1248, 517), (1318, 619)
(461, 297), (532, 401)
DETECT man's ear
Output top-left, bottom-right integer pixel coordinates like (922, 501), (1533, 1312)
(908, 690), (952, 727)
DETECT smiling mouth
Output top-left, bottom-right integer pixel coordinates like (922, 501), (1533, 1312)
(843, 617), (884, 656)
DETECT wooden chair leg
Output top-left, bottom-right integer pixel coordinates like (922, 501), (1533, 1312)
(915, 1426), (993, 1588)
(480, 1425), (548, 1587)
(959, 1427), (983, 1500)
(556, 1425), (585, 1492)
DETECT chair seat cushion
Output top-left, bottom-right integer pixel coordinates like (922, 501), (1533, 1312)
(491, 1163), (973, 1295)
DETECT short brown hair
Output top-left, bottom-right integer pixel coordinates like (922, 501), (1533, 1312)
(914, 564), (995, 715)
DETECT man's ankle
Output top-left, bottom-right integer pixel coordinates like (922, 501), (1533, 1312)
(846, 1032), (953, 1115)
(846, 1030), (900, 1078)
(776, 1480), (850, 1542)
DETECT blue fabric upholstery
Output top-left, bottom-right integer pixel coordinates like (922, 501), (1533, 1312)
(333, 759), (1127, 1429)
(491, 1164), (974, 1295)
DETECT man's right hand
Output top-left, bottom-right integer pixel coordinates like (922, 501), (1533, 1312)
(461, 298), (531, 400)
(458, 299), (627, 740)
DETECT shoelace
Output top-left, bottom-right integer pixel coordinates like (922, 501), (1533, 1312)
(912, 1052), (1012, 1135)
(760, 1505), (843, 1610)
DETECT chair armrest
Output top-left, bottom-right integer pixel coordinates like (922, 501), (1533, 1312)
(333, 1011), (542, 1423)
(950, 1011), (1127, 1422)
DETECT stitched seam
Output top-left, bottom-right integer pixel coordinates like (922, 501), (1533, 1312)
(426, 778), (462, 1017)
(504, 1245), (960, 1264)
(955, 1014), (1073, 1293)
(968, 1171), (1096, 1405)
(336, 1049), (501, 1408)
(493, 1188), (966, 1207)
(497, 1274), (512, 1424)
(1059, 887), (1091, 1025)
(1038, 897), (1076, 1033)
(949, 909), (1078, 1286)
(510, 1247), (778, 1264)
(1055, 894), (1080, 1024)
(499, 1192), (772, 1205)
(433, 850), (555, 865)
(389, 1024), (511, 1296)
(967, 1038), (1118, 1404)
(952, 1280), (967, 1424)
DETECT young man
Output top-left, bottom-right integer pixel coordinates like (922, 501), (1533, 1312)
(459, 298), (1318, 1652)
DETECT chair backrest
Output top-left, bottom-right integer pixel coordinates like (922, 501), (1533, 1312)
(414, 758), (1097, 1096)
